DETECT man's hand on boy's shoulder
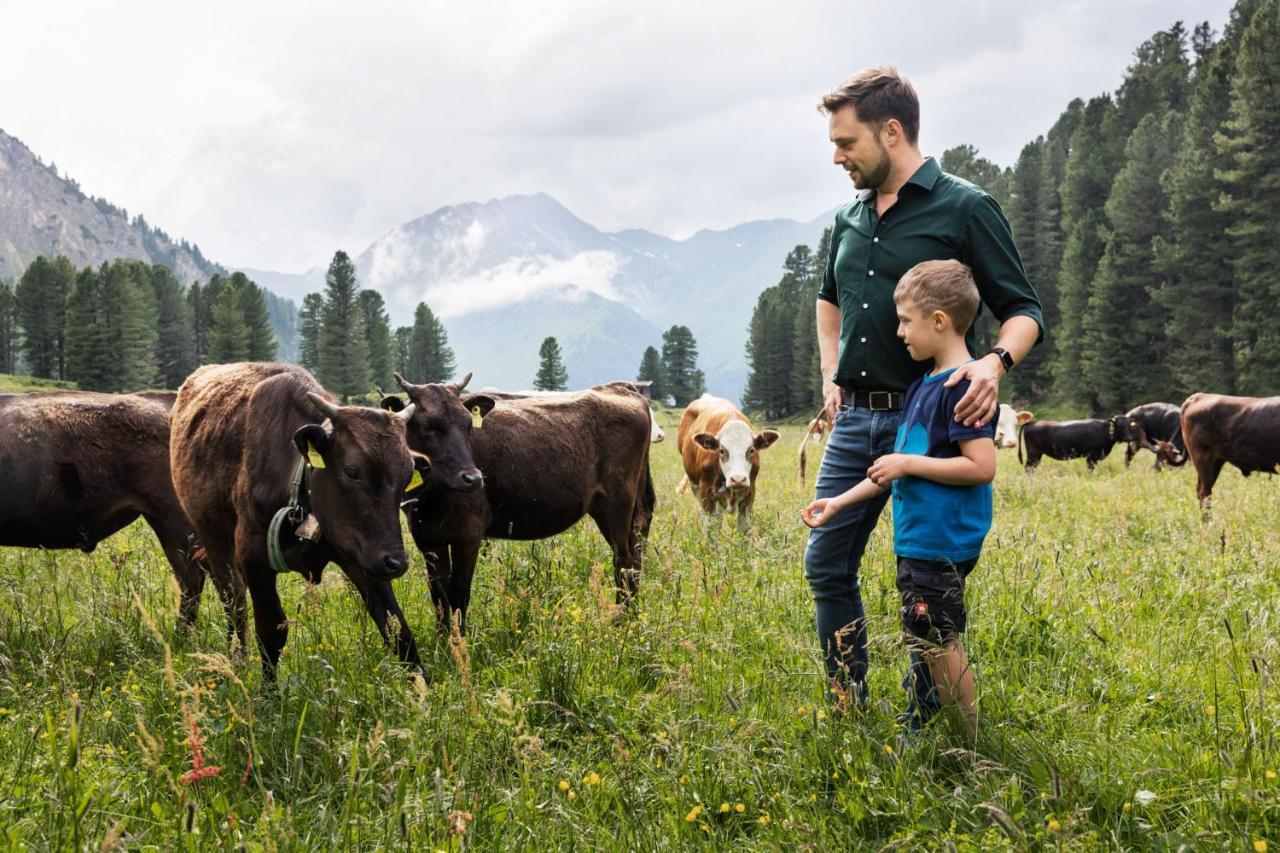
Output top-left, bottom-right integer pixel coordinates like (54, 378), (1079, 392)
(943, 357), (1002, 428)
(868, 453), (915, 487)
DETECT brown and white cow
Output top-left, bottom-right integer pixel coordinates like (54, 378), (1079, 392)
(676, 394), (780, 531)
(993, 404), (1025, 449)
(1179, 392), (1280, 512)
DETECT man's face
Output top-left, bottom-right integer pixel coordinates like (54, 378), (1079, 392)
(829, 105), (891, 191)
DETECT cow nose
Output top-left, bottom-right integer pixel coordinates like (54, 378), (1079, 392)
(459, 470), (484, 491)
(729, 475), (747, 487)
(383, 555), (408, 576)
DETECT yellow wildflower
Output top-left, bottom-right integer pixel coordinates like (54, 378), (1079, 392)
(1047, 819), (1062, 833)
(1252, 841), (1266, 853)
(685, 804), (703, 822)
(1123, 802), (1132, 814)
(719, 802), (730, 814)
(884, 744), (895, 755)
(816, 710), (827, 721)
(584, 771), (601, 786)
(558, 780), (570, 793)
(567, 791), (576, 800)
(1266, 770), (1277, 781)
(758, 814), (770, 826)
(735, 803), (745, 813)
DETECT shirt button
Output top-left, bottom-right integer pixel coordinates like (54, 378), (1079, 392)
(862, 303), (868, 309)
(860, 370), (867, 377)
(873, 237), (879, 243)
(860, 337), (866, 343)
(868, 270), (875, 276)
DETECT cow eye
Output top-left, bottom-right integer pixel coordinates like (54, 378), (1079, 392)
(344, 465), (360, 481)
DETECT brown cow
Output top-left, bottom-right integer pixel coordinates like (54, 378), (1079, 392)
(170, 363), (430, 679)
(1179, 392), (1280, 511)
(676, 394), (780, 532)
(382, 377), (654, 630)
(0, 390), (208, 632)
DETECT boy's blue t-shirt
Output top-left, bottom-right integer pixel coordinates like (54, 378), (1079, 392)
(891, 364), (996, 562)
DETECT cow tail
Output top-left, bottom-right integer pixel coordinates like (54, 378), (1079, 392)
(798, 436), (809, 483)
(1017, 423), (1025, 466)
(644, 456), (656, 516)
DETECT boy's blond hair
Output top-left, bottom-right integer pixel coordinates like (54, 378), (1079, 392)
(893, 259), (980, 334)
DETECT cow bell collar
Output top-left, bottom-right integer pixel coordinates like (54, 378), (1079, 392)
(268, 456), (319, 575)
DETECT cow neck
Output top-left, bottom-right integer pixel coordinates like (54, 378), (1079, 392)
(268, 456), (313, 575)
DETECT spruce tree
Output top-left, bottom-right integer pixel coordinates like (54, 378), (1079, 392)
(148, 264), (197, 388)
(230, 272), (277, 361)
(1003, 139), (1046, 400)
(357, 289), (395, 391)
(0, 282), (16, 374)
(661, 325), (703, 407)
(298, 293), (324, 374)
(534, 336), (569, 391)
(317, 251), (370, 399)
(407, 302), (456, 384)
(206, 284), (250, 363)
(1217, 0), (1280, 395)
(393, 326), (412, 377)
(637, 345), (665, 401)
(1081, 111), (1182, 411)
(65, 262), (158, 392)
(188, 281), (208, 365)
(940, 144), (1011, 207)
(16, 254), (75, 379)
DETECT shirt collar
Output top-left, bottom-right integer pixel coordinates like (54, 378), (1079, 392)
(903, 156), (941, 192)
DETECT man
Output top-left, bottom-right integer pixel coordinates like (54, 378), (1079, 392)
(805, 67), (1042, 720)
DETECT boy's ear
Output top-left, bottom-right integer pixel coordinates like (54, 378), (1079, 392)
(931, 309), (949, 330)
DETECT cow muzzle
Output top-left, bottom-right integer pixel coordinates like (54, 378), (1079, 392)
(453, 468), (484, 493)
(374, 552), (411, 580)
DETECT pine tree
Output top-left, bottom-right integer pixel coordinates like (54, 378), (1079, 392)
(394, 326), (412, 377)
(1218, 0), (1280, 395)
(408, 302), (456, 383)
(1112, 23), (1193, 138)
(636, 345), (665, 401)
(1081, 111), (1182, 412)
(298, 293), (324, 374)
(534, 336), (569, 391)
(661, 325), (703, 407)
(65, 262), (158, 392)
(206, 284), (250, 363)
(147, 264), (197, 388)
(357, 289), (395, 391)
(317, 251), (370, 399)
(188, 280), (209, 365)
(0, 282), (17, 374)
(229, 272), (277, 361)
(940, 144), (1011, 207)
(16, 255), (75, 379)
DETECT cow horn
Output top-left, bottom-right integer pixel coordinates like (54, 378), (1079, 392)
(454, 372), (473, 393)
(394, 372), (414, 393)
(395, 402), (417, 421)
(306, 392), (341, 420)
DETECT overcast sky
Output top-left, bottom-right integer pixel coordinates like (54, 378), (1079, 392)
(2, 0), (1235, 273)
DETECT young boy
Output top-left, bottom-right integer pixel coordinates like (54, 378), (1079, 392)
(802, 259), (996, 735)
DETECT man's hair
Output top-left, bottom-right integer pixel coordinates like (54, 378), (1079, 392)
(818, 66), (920, 145)
(894, 260), (980, 333)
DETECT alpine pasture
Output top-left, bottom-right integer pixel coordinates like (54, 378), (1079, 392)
(0, 420), (1276, 849)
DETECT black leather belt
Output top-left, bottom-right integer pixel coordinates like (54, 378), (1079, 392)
(844, 389), (904, 411)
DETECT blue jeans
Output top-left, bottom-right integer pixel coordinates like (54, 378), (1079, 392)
(803, 404), (941, 720)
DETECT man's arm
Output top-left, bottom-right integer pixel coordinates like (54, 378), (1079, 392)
(947, 315), (1040, 426)
(817, 299), (843, 421)
(868, 439), (996, 487)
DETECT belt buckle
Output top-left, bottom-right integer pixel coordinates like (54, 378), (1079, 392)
(868, 391), (893, 411)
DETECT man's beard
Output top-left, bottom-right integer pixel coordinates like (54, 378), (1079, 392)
(853, 145), (892, 190)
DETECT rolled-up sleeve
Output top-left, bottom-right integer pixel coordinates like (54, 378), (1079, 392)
(963, 194), (1044, 342)
(817, 218), (841, 306)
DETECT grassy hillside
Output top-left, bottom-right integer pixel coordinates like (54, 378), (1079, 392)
(0, 428), (1275, 848)
(0, 373), (77, 392)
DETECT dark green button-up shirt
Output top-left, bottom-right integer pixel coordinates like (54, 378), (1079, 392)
(818, 157), (1043, 393)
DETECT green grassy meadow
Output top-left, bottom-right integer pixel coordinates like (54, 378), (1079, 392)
(0, 421), (1277, 850)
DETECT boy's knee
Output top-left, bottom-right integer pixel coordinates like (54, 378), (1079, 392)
(897, 558), (968, 644)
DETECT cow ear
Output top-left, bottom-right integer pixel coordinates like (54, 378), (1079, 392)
(693, 432), (720, 451)
(462, 395), (496, 418)
(1016, 411), (1035, 425)
(293, 424), (331, 468)
(380, 394), (407, 413)
(755, 429), (781, 450)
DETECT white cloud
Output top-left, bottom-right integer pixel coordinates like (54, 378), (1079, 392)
(422, 250), (622, 318)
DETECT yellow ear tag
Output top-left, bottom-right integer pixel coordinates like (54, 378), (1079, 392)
(471, 406), (484, 429)
(307, 443), (326, 469)
(407, 468), (424, 491)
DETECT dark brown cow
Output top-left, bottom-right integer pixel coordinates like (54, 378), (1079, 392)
(0, 390), (207, 631)
(382, 376), (655, 630)
(1018, 416), (1116, 470)
(1179, 392), (1280, 511)
(170, 363), (430, 679)
(1108, 402), (1186, 469)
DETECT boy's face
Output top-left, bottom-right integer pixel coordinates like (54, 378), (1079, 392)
(895, 299), (946, 362)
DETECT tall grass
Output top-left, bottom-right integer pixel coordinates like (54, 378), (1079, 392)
(0, 428), (1276, 848)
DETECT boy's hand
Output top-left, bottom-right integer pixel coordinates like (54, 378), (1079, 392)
(801, 498), (840, 528)
(868, 453), (915, 486)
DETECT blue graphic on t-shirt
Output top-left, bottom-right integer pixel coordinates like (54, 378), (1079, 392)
(890, 365), (995, 562)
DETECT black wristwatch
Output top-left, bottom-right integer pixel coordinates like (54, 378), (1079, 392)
(986, 347), (1014, 373)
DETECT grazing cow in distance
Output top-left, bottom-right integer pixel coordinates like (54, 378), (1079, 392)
(0, 390), (208, 633)
(385, 377), (655, 630)
(1108, 402), (1186, 469)
(170, 363), (430, 680)
(993, 404), (1028, 449)
(1178, 392), (1280, 511)
(677, 394), (780, 531)
(1018, 415), (1117, 470)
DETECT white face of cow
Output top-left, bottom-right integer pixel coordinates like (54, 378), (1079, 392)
(994, 404), (1019, 448)
(694, 420), (781, 490)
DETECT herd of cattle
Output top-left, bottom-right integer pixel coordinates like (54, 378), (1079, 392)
(1, 364), (1277, 682)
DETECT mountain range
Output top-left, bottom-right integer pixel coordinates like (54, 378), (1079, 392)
(2, 126), (837, 398)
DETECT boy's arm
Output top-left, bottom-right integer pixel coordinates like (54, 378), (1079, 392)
(868, 439), (996, 487)
(802, 477), (886, 527)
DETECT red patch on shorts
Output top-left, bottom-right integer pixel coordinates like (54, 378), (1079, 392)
(912, 601), (930, 618)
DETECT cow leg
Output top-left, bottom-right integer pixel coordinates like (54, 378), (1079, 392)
(1195, 457), (1225, 516)
(444, 540), (481, 632)
(1124, 441), (1137, 467)
(243, 568), (288, 681)
(735, 493), (755, 534)
(143, 515), (206, 634)
(196, 537), (248, 655)
(590, 504), (641, 605)
(422, 541), (454, 632)
(352, 577), (423, 674)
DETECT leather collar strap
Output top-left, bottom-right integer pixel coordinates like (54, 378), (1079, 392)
(268, 457), (310, 575)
